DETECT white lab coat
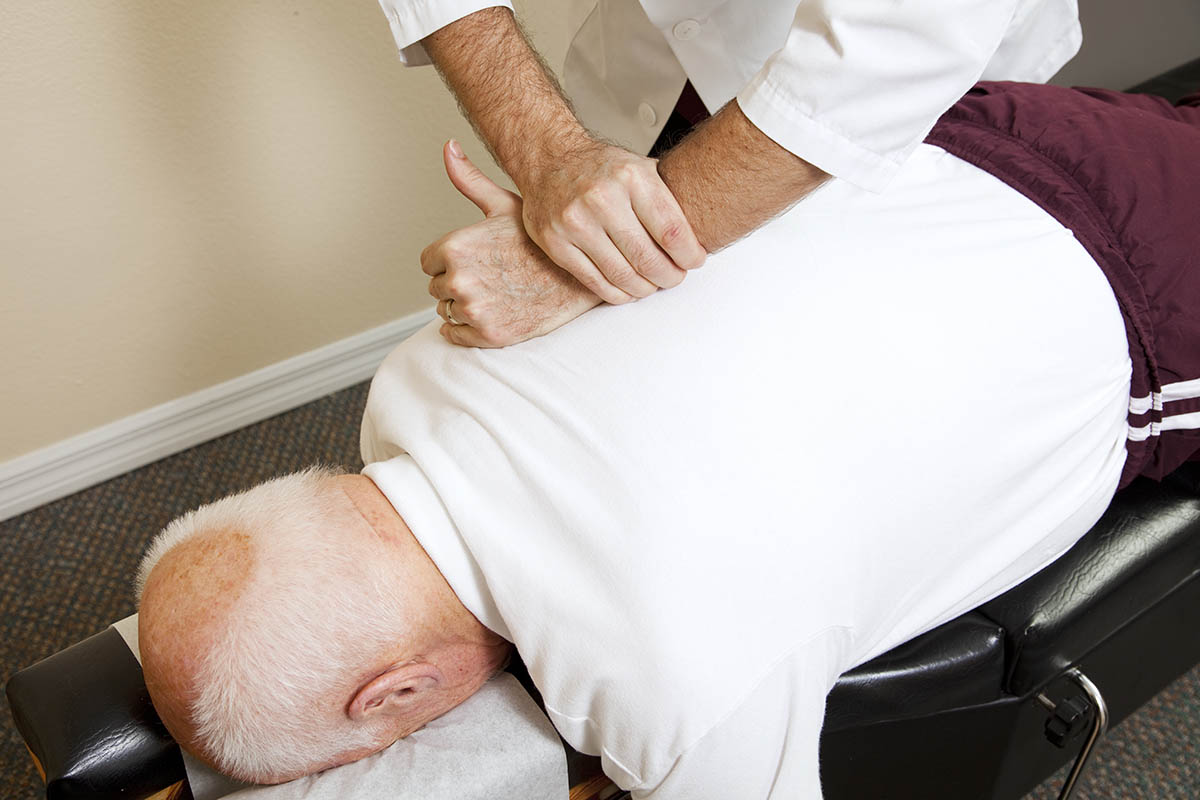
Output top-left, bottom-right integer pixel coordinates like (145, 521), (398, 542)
(376, 0), (1080, 189)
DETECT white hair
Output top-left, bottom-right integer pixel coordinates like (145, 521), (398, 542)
(136, 467), (407, 782)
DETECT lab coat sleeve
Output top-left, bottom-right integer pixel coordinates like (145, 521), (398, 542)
(633, 632), (845, 800)
(377, 0), (513, 66)
(736, 0), (1022, 192)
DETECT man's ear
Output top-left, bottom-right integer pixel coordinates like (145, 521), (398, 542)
(348, 662), (444, 722)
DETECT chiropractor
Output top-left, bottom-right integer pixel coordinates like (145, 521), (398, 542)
(380, 0), (1083, 344)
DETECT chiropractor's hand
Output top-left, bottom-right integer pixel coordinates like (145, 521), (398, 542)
(422, 142), (603, 347)
(420, 8), (704, 306)
(518, 138), (707, 305)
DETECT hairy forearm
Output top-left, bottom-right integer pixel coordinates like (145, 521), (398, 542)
(657, 102), (829, 252)
(423, 7), (588, 190)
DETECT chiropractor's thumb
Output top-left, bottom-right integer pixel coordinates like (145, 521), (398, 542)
(444, 140), (521, 218)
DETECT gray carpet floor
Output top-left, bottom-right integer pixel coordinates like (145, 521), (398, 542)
(3, 385), (1199, 800)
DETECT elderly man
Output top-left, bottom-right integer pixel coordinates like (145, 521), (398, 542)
(136, 83), (1200, 798)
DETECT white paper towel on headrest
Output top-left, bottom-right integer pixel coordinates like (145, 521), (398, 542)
(111, 614), (568, 800)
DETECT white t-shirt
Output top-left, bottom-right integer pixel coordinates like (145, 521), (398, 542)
(360, 145), (1131, 797)
(375, 0), (1081, 189)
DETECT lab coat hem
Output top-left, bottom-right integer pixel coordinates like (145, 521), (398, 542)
(735, 81), (903, 193)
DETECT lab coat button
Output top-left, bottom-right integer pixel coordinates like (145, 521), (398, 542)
(638, 102), (657, 127)
(673, 19), (701, 40)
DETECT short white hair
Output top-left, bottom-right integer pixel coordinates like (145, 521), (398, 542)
(136, 467), (406, 782)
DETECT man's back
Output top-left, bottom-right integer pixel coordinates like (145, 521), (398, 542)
(360, 142), (1131, 797)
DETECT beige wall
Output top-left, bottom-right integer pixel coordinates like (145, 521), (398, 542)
(1052, 0), (1200, 89)
(0, 0), (568, 462)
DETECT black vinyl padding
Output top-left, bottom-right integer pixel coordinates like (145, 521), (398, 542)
(823, 463), (1200, 724)
(980, 464), (1200, 695)
(5, 627), (184, 800)
(823, 613), (1006, 731)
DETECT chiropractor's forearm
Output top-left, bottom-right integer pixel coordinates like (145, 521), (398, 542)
(422, 7), (588, 192)
(422, 6), (705, 306)
(657, 101), (830, 252)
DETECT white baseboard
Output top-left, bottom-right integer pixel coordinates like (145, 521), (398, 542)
(0, 309), (436, 522)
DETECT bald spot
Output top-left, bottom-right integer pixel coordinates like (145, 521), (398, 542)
(138, 529), (256, 751)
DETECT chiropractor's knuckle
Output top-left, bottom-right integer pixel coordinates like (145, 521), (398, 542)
(614, 160), (642, 185)
(582, 183), (619, 213)
(623, 239), (658, 273)
(654, 199), (686, 236)
(662, 220), (706, 269)
(545, 231), (572, 260)
(658, 216), (684, 245)
(606, 262), (638, 287)
(559, 202), (589, 232)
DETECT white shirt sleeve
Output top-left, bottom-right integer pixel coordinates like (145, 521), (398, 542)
(736, 0), (1022, 192)
(376, 0), (513, 66)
